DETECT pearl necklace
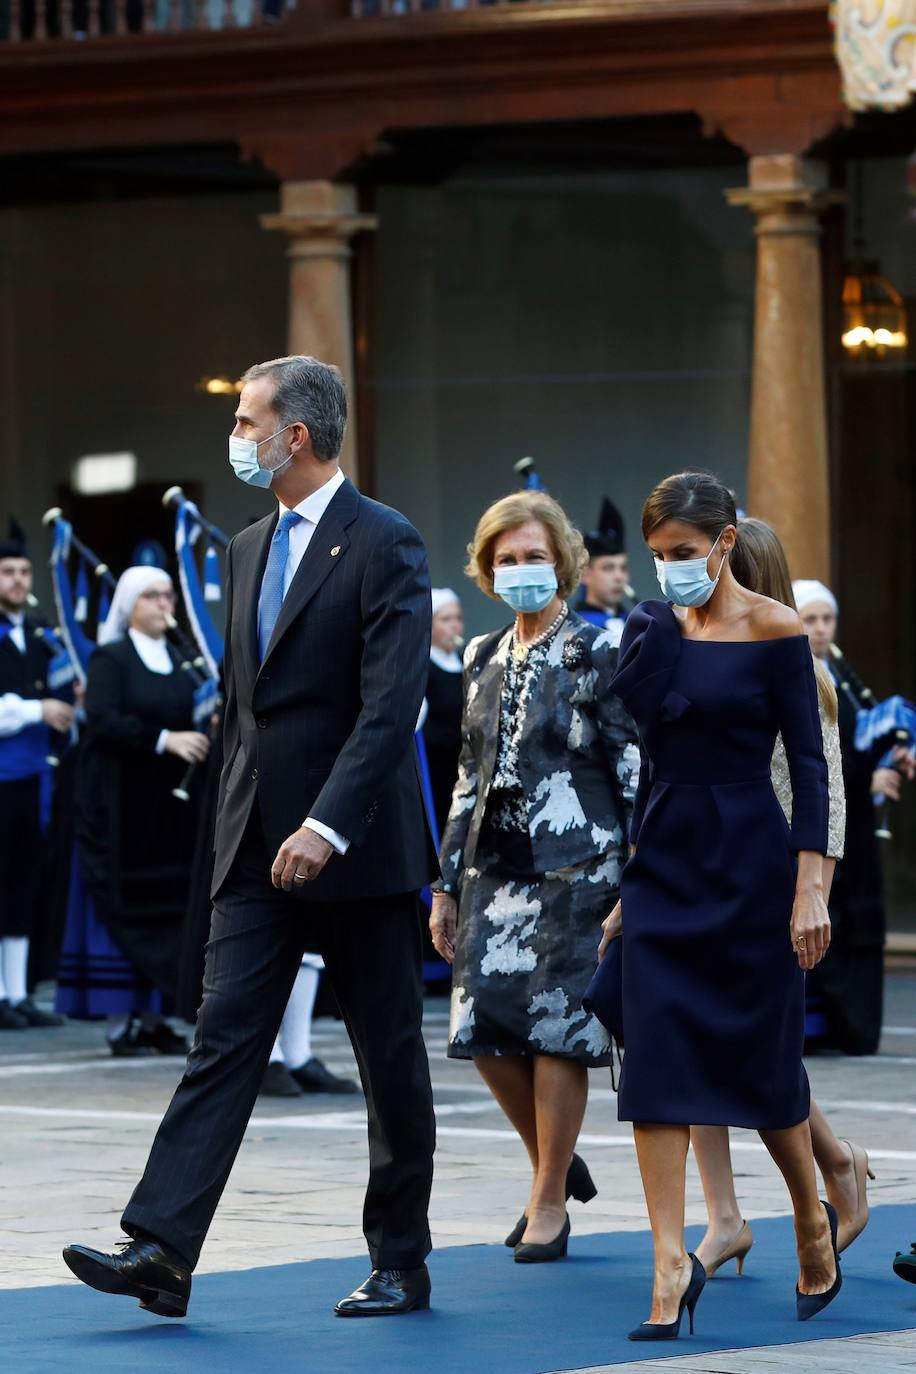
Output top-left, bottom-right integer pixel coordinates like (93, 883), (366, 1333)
(512, 601), (568, 661)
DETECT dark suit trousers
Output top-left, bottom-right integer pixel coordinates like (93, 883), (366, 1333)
(121, 809), (435, 1271)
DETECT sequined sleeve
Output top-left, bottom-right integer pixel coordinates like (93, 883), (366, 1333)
(772, 702), (846, 860)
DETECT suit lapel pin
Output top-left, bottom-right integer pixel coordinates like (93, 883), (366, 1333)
(330, 546), (341, 557)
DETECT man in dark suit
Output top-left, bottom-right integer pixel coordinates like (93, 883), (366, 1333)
(64, 355), (438, 1318)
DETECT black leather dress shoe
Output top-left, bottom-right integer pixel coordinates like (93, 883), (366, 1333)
(143, 1019), (190, 1056)
(0, 999), (28, 1030)
(14, 997), (65, 1028)
(291, 1057), (359, 1095)
(259, 1062), (303, 1097)
(107, 1015), (157, 1058)
(334, 1265), (431, 1317)
(62, 1237), (191, 1317)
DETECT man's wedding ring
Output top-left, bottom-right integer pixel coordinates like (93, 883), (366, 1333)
(293, 872), (308, 883)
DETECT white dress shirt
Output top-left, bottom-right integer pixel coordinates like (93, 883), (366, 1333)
(276, 466), (350, 856)
(0, 611), (44, 738)
(282, 466), (346, 596)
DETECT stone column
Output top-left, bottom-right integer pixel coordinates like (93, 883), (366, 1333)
(261, 181), (378, 483)
(727, 156), (837, 583)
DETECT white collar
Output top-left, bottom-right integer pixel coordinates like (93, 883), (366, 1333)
(429, 645), (463, 673)
(281, 467), (346, 526)
(6, 609), (25, 627)
(128, 627), (173, 674)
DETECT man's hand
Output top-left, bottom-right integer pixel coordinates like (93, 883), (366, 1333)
(272, 826), (333, 892)
(41, 699), (75, 733)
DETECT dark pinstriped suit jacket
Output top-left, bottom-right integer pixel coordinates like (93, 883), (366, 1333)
(211, 476), (439, 904)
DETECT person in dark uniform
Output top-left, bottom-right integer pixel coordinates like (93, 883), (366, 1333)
(0, 526), (73, 1029)
(423, 588), (464, 837)
(577, 497), (633, 640)
(793, 579), (910, 1056)
(75, 566), (210, 1056)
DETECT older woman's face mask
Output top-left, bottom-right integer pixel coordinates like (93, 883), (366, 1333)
(492, 564), (558, 614)
(491, 519), (559, 615)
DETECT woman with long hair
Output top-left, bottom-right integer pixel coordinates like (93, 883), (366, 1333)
(690, 517), (873, 1278)
(600, 471), (839, 1340)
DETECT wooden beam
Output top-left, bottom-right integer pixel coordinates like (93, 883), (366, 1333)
(0, 0), (842, 167)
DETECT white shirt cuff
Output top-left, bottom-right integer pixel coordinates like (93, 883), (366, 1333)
(155, 729), (170, 755)
(303, 817), (350, 855)
(0, 695), (44, 738)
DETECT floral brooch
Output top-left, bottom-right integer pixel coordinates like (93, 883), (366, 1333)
(562, 637), (589, 671)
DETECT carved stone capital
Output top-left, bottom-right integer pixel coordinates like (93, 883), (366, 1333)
(260, 181), (378, 257)
(726, 155), (843, 232)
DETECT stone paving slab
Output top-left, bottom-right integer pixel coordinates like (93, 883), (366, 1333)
(565, 1328), (916, 1373)
(2, 969), (915, 1372)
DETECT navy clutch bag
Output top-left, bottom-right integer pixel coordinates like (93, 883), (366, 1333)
(583, 937), (624, 1047)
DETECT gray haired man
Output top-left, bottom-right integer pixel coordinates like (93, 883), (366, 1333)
(64, 355), (438, 1319)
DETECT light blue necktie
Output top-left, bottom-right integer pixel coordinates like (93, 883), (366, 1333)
(257, 509), (303, 662)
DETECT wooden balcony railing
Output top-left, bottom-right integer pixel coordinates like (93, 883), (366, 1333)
(0, 0), (298, 41)
(350, 0), (566, 12)
(0, 0), (581, 42)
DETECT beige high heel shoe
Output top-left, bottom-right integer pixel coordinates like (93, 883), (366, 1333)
(704, 1220), (754, 1278)
(837, 1139), (875, 1253)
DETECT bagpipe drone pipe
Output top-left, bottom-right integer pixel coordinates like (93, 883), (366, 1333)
(161, 487), (229, 800)
(828, 642), (916, 841)
(43, 505), (222, 772)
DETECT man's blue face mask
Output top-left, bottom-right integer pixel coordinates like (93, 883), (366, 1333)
(228, 424), (301, 489)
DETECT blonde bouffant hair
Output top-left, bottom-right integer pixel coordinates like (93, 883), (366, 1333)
(465, 490), (588, 603)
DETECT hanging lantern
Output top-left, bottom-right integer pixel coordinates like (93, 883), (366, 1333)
(841, 260), (908, 357)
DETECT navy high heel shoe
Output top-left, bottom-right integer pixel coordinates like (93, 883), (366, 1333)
(796, 1201), (842, 1322)
(504, 1153), (597, 1248)
(628, 1254), (706, 1342)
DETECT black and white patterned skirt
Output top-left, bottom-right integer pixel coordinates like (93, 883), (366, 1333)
(447, 820), (617, 1066)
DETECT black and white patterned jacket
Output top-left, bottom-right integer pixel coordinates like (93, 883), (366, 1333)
(438, 610), (640, 888)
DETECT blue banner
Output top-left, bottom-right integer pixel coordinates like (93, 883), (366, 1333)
(174, 501), (225, 678)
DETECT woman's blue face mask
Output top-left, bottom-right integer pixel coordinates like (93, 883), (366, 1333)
(492, 563), (558, 614)
(654, 531), (728, 608)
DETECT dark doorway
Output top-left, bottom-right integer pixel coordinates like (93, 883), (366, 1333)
(55, 481), (204, 581)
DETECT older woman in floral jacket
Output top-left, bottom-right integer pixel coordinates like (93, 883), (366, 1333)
(430, 490), (639, 1264)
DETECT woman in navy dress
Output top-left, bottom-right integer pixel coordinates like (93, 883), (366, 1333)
(599, 471), (840, 1340)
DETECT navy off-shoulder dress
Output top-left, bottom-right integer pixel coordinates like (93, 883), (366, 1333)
(612, 600), (829, 1130)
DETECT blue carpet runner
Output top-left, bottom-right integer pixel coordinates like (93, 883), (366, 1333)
(2, 1205), (914, 1373)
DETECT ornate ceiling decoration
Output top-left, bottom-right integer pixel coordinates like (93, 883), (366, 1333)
(833, 0), (916, 110)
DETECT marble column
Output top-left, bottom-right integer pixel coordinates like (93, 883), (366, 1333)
(261, 181), (377, 483)
(727, 156), (837, 583)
